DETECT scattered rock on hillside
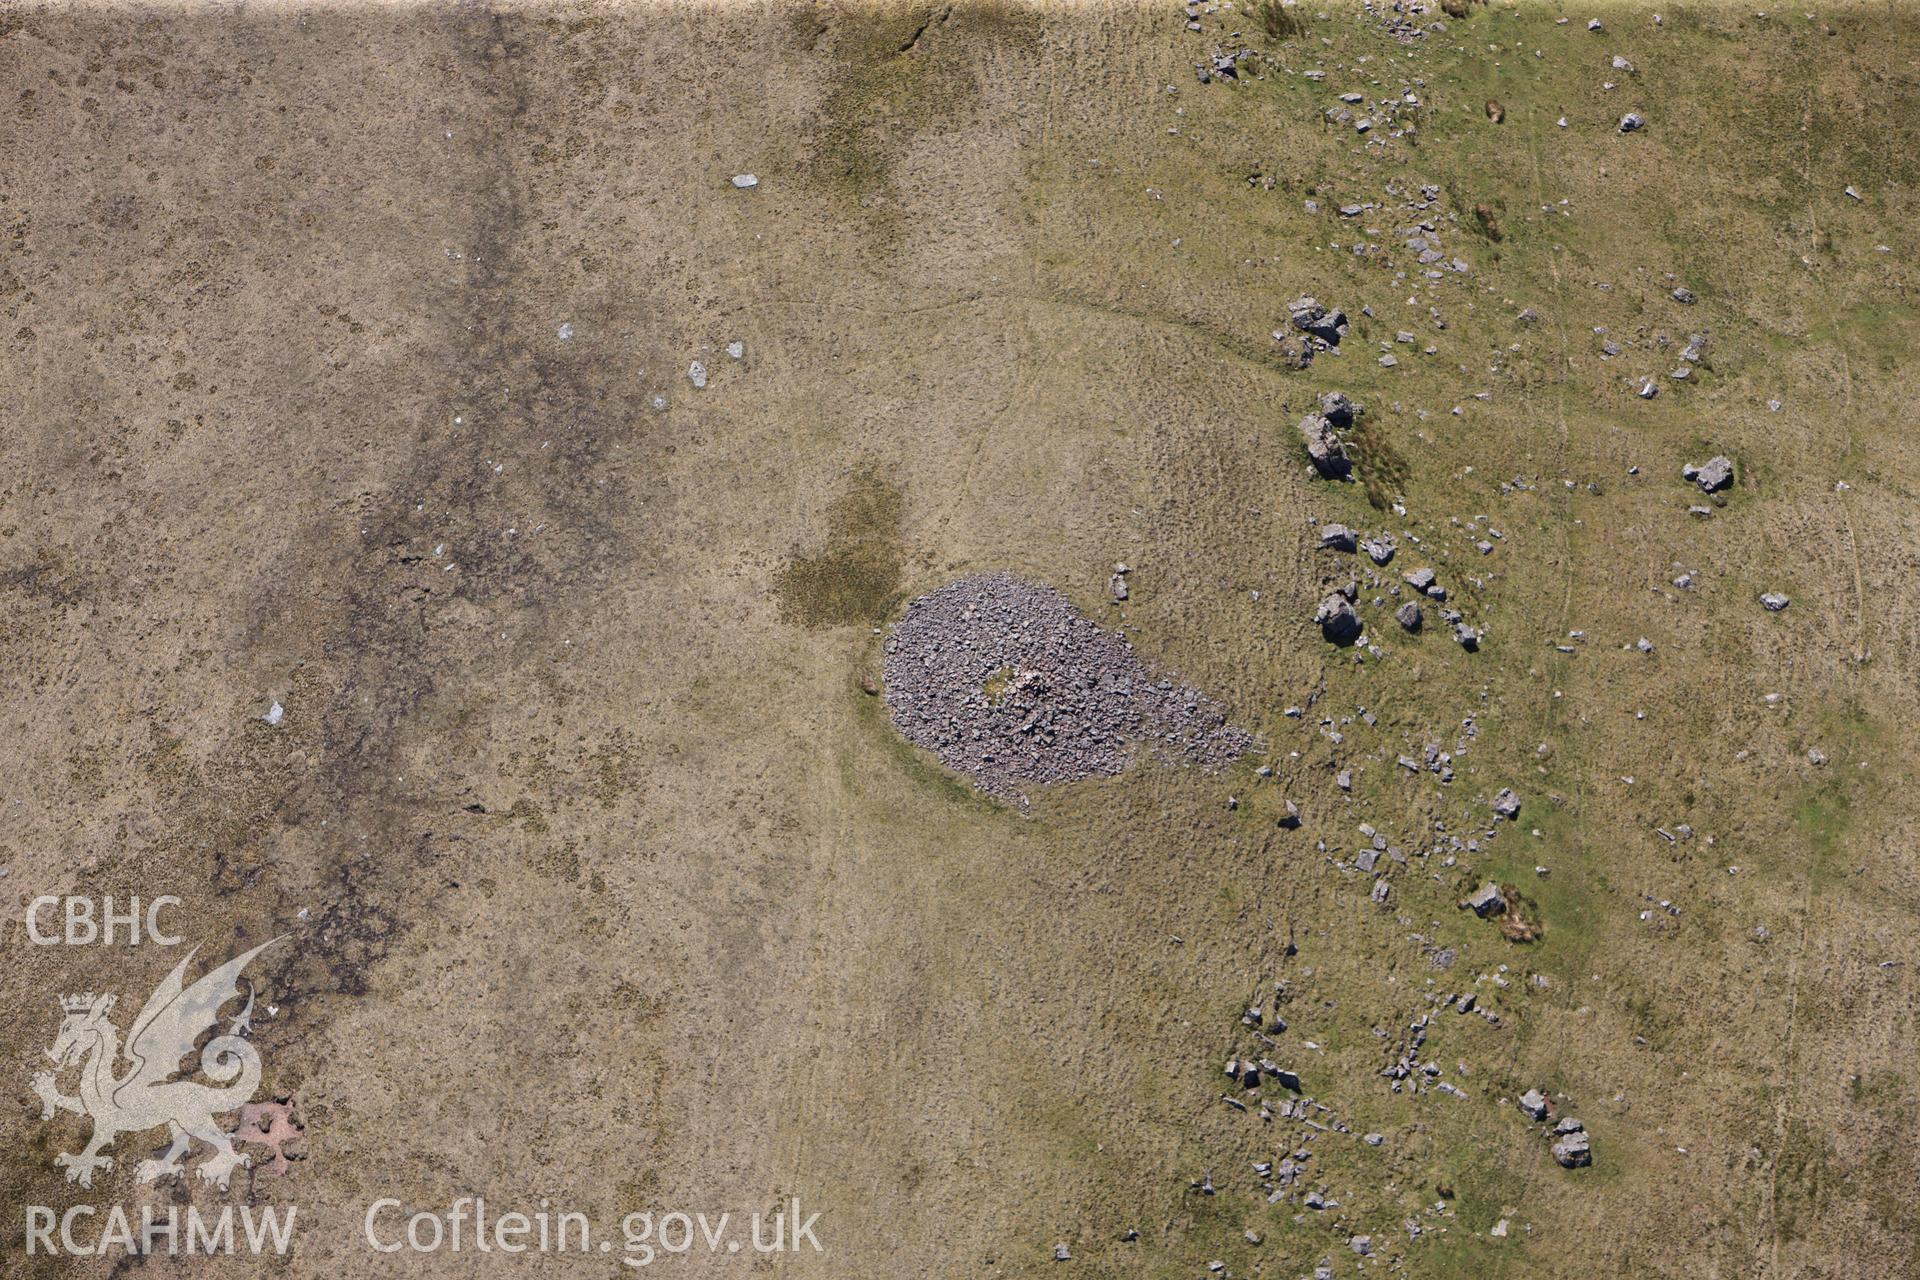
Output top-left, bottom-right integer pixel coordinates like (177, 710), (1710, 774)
(1320, 523), (1358, 552)
(1491, 788), (1521, 820)
(1463, 882), (1506, 917)
(1363, 534), (1398, 565)
(1552, 1125), (1593, 1168)
(1320, 390), (1360, 427)
(1619, 111), (1645, 133)
(1760, 592), (1790, 612)
(1316, 593), (1363, 644)
(1683, 455), (1734, 492)
(1396, 601), (1423, 631)
(1301, 412), (1353, 479)
(1519, 1089), (1550, 1120)
(1289, 296), (1350, 347)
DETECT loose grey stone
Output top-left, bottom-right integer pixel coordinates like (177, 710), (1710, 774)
(1552, 1131), (1593, 1168)
(1319, 391), (1360, 428)
(1464, 882), (1506, 917)
(1316, 593), (1363, 644)
(1300, 412), (1352, 479)
(1683, 455), (1734, 492)
(1289, 296), (1350, 345)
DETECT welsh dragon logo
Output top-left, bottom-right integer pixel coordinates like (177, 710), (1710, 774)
(30, 938), (283, 1189)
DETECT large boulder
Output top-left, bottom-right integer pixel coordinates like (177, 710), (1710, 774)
(1289, 296), (1349, 345)
(1463, 882), (1506, 917)
(1300, 412), (1352, 479)
(1683, 455), (1734, 493)
(1315, 593), (1363, 644)
(1319, 523), (1358, 552)
(1319, 390), (1360, 428)
(1552, 1131), (1593, 1168)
